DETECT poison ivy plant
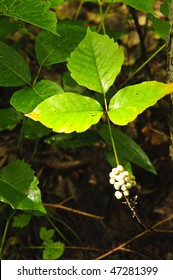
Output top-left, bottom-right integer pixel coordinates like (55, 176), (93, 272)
(28, 29), (173, 130)
(25, 28), (173, 174)
(108, 81), (173, 125)
(26, 92), (103, 133)
(67, 28), (124, 94)
(0, 0), (171, 257)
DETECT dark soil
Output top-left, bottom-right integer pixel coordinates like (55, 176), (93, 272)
(0, 111), (173, 260)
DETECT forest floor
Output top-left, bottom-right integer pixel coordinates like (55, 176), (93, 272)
(0, 1), (173, 260)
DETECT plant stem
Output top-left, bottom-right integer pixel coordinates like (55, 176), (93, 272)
(97, 0), (106, 34)
(32, 65), (42, 87)
(120, 43), (166, 88)
(167, 0), (173, 160)
(0, 211), (15, 259)
(97, 1), (113, 33)
(74, 0), (84, 20)
(103, 93), (119, 166)
(108, 118), (119, 166)
(46, 215), (70, 244)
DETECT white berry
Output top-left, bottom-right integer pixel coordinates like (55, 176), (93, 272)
(130, 175), (136, 180)
(112, 168), (119, 175)
(115, 173), (125, 181)
(117, 165), (124, 172)
(114, 191), (123, 199)
(125, 182), (132, 189)
(124, 176), (130, 182)
(121, 184), (127, 191)
(109, 178), (115, 184)
(109, 166), (137, 199)
(118, 179), (125, 186)
(123, 171), (129, 176)
(114, 182), (121, 190)
(123, 190), (130, 196)
(109, 171), (115, 178)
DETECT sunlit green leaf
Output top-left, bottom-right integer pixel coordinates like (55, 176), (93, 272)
(108, 81), (173, 125)
(26, 92), (103, 133)
(67, 28), (124, 94)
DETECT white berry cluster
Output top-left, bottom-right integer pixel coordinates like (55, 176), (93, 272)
(109, 165), (136, 199)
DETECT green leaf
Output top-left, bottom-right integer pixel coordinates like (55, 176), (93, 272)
(12, 213), (32, 228)
(43, 241), (64, 260)
(149, 15), (169, 39)
(26, 92), (103, 133)
(62, 71), (85, 94)
(160, 0), (171, 17)
(98, 124), (156, 174)
(0, 160), (46, 213)
(49, 0), (65, 9)
(2, 0), (57, 34)
(67, 28), (124, 94)
(0, 17), (19, 40)
(40, 227), (55, 241)
(107, 152), (133, 174)
(0, 108), (21, 130)
(0, 40), (31, 86)
(105, 0), (155, 14)
(35, 20), (87, 66)
(84, 0), (155, 13)
(45, 130), (100, 148)
(108, 81), (173, 125)
(10, 80), (64, 114)
(0, 0), (15, 12)
(22, 119), (51, 139)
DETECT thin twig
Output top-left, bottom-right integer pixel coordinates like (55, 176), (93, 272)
(123, 196), (150, 230)
(44, 203), (103, 220)
(96, 213), (173, 259)
(119, 43), (166, 89)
